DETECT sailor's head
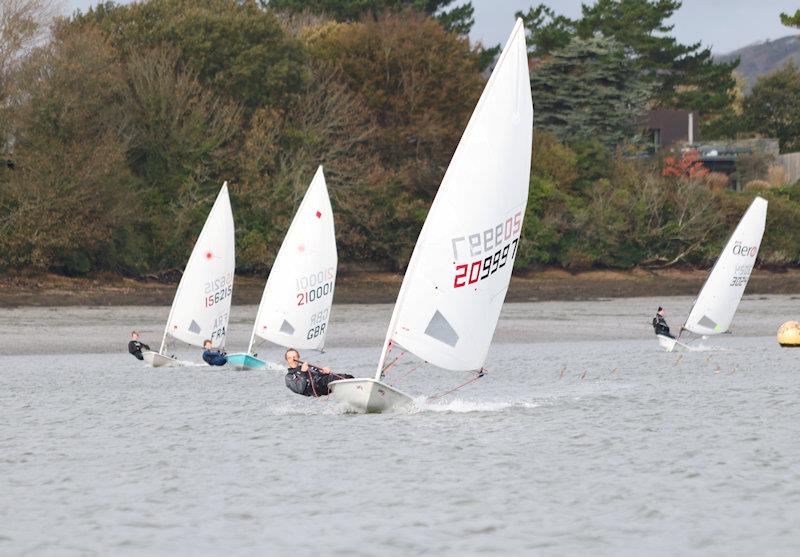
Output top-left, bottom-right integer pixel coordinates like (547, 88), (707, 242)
(657, 306), (665, 316)
(131, 330), (140, 340)
(285, 348), (300, 366)
(203, 339), (213, 349)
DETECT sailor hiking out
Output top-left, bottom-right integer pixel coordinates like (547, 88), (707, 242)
(202, 340), (228, 366)
(128, 331), (150, 360)
(284, 348), (353, 397)
(653, 306), (675, 338)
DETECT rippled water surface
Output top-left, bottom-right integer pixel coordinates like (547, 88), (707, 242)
(2, 296), (800, 556)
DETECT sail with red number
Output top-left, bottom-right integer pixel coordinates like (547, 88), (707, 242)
(143, 183), (236, 367)
(329, 18), (533, 411)
(226, 166), (337, 370)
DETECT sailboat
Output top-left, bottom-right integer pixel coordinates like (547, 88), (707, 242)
(658, 196), (768, 352)
(142, 183), (236, 367)
(329, 18), (533, 412)
(226, 166), (337, 370)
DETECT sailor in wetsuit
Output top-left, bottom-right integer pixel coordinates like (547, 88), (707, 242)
(202, 339), (228, 366)
(284, 348), (354, 397)
(652, 306), (674, 338)
(128, 330), (150, 360)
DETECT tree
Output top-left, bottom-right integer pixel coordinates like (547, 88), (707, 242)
(743, 62), (800, 153)
(0, 25), (137, 274)
(518, 0), (738, 115)
(235, 61), (393, 270)
(74, 0), (306, 110)
(781, 9), (800, 29)
(0, 0), (55, 149)
(263, 0), (474, 35)
(121, 45), (244, 270)
(530, 36), (653, 150)
(307, 12), (485, 200)
(0, 0), (53, 78)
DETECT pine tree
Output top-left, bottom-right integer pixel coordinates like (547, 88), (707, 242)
(518, 0), (737, 116)
(530, 36), (653, 150)
(781, 9), (800, 29)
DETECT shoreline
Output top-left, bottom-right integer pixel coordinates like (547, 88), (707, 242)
(2, 268), (800, 307)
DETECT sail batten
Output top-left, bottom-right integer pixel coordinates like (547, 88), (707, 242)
(249, 166), (337, 352)
(375, 18), (533, 375)
(683, 196), (768, 336)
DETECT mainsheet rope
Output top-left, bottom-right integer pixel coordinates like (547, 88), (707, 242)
(388, 360), (426, 386)
(303, 362), (350, 398)
(427, 368), (487, 401)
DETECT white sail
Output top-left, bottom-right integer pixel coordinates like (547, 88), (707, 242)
(162, 183), (236, 350)
(375, 18), (532, 374)
(683, 196), (767, 336)
(249, 166), (337, 352)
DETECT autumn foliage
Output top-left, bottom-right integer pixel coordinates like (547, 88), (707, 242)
(661, 150), (709, 179)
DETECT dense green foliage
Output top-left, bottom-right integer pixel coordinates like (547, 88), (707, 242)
(1, 0), (800, 277)
(701, 62), (800, 153)
(529, 36), (653, 149)
(781, 9), (800, 29)
(518, 0), (738, 117)
(743, 63), (800, 153)
(263, 0), (474, 34)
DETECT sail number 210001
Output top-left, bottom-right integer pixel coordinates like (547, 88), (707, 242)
(453, 212), (522, 289)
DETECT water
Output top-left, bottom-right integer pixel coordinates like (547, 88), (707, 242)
(2, 296), (800, 556)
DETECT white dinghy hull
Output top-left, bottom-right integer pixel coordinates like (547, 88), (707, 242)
(656, 335), (699, 352)
(328, 378), (414, 413)
(142, 351), (181, 367)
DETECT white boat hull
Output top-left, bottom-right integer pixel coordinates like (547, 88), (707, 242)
(657, 335), (698, 352)
(328, 378), (414, 413)
(142, 351), (181, 367)
(657, 334), (677, 352)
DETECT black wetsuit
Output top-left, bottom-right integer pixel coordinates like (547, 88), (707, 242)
(653, 314), (674, 338)
(128, 340), (150, 360)
(203, 349), (228, 366)
(285, 365), (354, 397)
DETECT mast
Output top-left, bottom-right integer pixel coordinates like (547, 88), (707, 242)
(158, 280), (182, 355)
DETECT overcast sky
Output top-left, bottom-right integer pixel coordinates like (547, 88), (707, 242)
(62, 0), (800, 55)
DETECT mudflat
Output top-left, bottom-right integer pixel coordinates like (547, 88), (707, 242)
(2, 268), (800, 306)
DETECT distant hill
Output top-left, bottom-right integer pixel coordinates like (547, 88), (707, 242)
(716, 35), (800, 92)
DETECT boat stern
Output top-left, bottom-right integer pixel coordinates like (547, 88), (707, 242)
(226, 353), (267, 371)
(657, 335), (677, 352)
(142, 351), (180, 367)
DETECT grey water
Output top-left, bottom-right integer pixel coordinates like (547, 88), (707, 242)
(2, 296), (800, 556)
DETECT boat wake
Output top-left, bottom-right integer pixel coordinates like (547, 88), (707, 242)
(266, 397), (540, 416)
(413, 398), (540, 414)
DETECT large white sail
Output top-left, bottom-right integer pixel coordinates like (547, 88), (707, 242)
(248, 166), (337, 352)
(162, 183), (236, 350)
(375, 18), (532, 374)
(683, 196), (767, 336)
